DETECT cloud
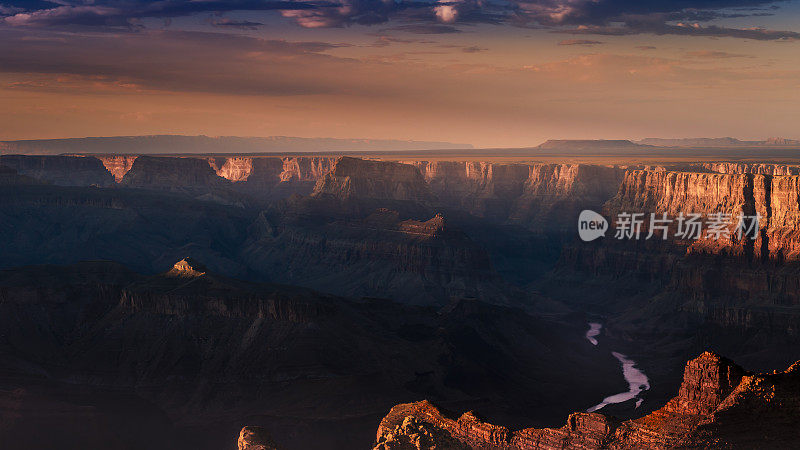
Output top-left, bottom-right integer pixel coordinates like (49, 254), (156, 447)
(462, 45), (487, 52)
(0, 28), (357, 96)
(636, 45), (657, 50)
(207, 17), (264, 30)
(561, 21), (800, 41)
(0, 1), (314, 29)
(686, 50), (751, 59)
(389, 24), (462, 34)
(0, 0), (798, 41)
(558, 39), (603, 46)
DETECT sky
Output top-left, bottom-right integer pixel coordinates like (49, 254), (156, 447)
(0, 0), (799, 148)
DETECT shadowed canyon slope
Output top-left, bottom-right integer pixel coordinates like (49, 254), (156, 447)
(0, 261), (622, 450)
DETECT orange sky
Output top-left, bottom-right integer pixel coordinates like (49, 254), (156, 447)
(1, 2), (799, 147)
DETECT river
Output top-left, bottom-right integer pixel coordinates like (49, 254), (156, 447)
(585, 322), (650, 412)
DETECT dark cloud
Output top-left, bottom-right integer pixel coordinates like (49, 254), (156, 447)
(389, 24), (463, 34)
(207, 17), (265, 30)
(685, 50), (752, 58)
(561, 21), (800, 40)
(1, 0), (798, 41)
(0, 28), (356, 96)
(558, 39), (603, 45)
(0, 1), (318, 28)
(462, 45), (487, 52)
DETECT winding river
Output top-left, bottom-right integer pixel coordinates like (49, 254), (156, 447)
(585, 322), (650, 412)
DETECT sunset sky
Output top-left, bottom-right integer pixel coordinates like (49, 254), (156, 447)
(1, 0), (799, 147)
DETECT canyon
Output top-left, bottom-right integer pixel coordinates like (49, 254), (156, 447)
(2, 149), (800, 448)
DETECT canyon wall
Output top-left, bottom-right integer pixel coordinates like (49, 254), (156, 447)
(408, 161), (624, 231)
(602, 168), (800, 262)
(313, 157), (432, 201)
(121, 155), (230, 190)
(0, 155), (115, 186)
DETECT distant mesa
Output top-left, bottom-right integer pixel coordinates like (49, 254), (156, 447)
(537, 139), (647, 150)
(639, 137), (800, 147)
(0, 135), (473, 155)
(167, 258), (207, 277)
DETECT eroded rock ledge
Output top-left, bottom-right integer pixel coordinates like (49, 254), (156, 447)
(371, 352), (800, 449)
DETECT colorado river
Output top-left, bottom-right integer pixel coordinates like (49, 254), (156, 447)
(585, 322), (602, 345)
(585, 323), (650, 412)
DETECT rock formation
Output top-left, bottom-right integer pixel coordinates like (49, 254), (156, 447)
(373, 352), (800, 449)
(238, 426), (279, 450)
(96, 155), (139, 182)
(167, 258), (207, 277)
(312, 157), (432, 202)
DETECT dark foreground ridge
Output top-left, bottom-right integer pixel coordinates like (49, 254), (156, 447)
(358, 352), (800, 449)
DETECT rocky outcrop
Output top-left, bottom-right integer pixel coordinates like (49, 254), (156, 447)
(96, 155), (138, 182)
(373, 352), (800, 449)
(166, 258), (207, 277)
(0, 155), (115, 186)
(312, 157), (432, 202)
(375, 401), (615, 450)
(238, 426), (279, 450)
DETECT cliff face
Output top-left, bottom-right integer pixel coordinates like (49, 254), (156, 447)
(96, 155), (138, 182)
(0, 155), (115, 186)
(121, 156), (229, 190)
(208, 156), (257, 182)
(207, 156), (336, 198)
(511, 164), (623, 232)
(312, 157), (432, 202)
(602, 169), (800, 260)
(373, 352), (800, 449)
(408, 161), (623, 232)
(700, 162), (798, 176)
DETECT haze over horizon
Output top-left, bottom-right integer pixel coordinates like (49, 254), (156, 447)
(1, 0), (799, 147)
